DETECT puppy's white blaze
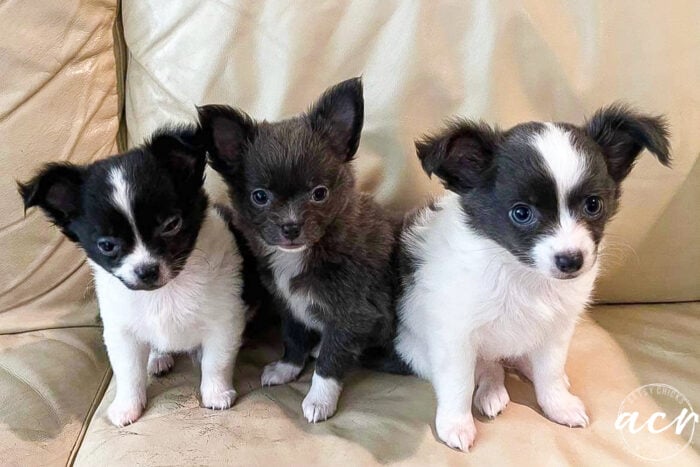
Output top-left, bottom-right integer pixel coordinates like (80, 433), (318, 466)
(302, 372), (342, 423)
(108, 167), (166, 282)
(109, 167), (137, 230)
(532, 124), (595, 275)
(532, 123), (586, 202)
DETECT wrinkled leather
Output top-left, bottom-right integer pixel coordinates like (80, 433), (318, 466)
(75, 304), (700, 466)
(0, 0), (117, 465)
(0, 327), (110, 467)
(0, 0), (120, 333)
(1, 0), (699, 465)
(122, 0), (699, 303)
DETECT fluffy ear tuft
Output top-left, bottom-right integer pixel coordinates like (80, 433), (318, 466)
(17, 163), (85, 228)
(416, 120), (500, 192)
(197, 105), (256, 176)
(149, 128), (206, 188)
(308, 77), (364, 162)
(585, 103), (671, 182)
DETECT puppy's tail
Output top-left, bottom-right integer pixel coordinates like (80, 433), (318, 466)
(360, 344), (413, 376)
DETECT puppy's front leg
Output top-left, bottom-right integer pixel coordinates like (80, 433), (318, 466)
(302, 330), (358, 423)
(200, 323), (241, 410)
(261, 315), (318, 386)
(103, 328), (149, 427)
(431, 344), (477, 452)
(528, 320), (589, 427)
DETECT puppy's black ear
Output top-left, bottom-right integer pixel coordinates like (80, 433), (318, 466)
(308, 77), (364, 162)
(150, 129), (206, 188)
(416, 120), (500, 193)
(17, 163), (85, 229)
(585, 103), (671, 182)
(197, 105), (256, 175)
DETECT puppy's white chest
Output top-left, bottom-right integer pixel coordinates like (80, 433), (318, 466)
(269, 250), (324, 332)
(92, 209), (242, 352)
(474, 271), (591, 358)
(94, 263), (209, 351)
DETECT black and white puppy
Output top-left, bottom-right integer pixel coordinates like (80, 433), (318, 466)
(19, 128), (247, 426)
(198, 78), (401, 423)
(396, 105), (670, 451)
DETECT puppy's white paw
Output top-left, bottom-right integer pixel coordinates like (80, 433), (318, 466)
(474, 382), (510, 418)
(148, 352), (174, 377)
(201, 385), (237, 410)
(261, 361), (302, 386)
(539, 390), (589, 427)
(302, 373), (342, 423)
(108, 398), (145, 427)
(435, 412), (477, 452)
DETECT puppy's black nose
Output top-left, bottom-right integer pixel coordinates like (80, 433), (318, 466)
(555, 251), (583, 274)
(280, 223), (301, 240)
(135, 263), (159, 283)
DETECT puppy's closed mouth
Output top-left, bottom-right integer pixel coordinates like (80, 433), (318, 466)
(276, 244), (308, 253)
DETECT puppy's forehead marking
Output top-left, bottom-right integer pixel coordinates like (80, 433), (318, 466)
(108, 166), (148, 247)
(109, 167), (136, 227)
(531, 123), (585, 202)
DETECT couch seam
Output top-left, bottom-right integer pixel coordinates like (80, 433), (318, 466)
(0, 325), (102, 337)
(66, 364), (113, 467)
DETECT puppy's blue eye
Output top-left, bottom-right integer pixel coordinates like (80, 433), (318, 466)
(251, 189), (270, 206)
(509, 204), (535, 225)
(583, 196), (603, 218)
(311, 185), (329, 203)
(97, 238), (120, 257)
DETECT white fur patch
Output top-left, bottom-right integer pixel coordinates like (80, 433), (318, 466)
(268, 248), (324, 332)
(531, 123), (596, 277)
(147, 350), (174, 376)
(108, 167), (161, 286)
(261, 360), (303, 386)
(93, 208), (247, 426)
(531, 123), (586, 200)
(396, 192), (597, 448)
(302, 372), (342, 423)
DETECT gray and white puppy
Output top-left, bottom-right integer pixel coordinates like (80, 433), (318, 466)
(198, 78), (407, 423)
(396, 105), (670, 451)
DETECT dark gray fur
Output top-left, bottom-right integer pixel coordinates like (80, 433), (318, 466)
(198, 78), (410, 380)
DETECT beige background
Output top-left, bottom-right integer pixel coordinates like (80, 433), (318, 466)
(0, 1), (697, 465)
(0, 0), (120, 333)
(0, 0), (118, 463)
(122, 0), (700, 304)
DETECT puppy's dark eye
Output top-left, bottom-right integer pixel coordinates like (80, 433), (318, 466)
(160, 215), (182, 236)
(97, 237), (120, 257)
(310, 186), (329, 203)
(251, 189), (270, 207)
(583, 196), (603, 218)
(509, 204), (535, 226)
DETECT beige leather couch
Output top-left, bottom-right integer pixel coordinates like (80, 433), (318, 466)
(1, 1), (698, 465)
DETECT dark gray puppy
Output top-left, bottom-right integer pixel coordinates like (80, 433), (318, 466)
(198, 78), (407, 423)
